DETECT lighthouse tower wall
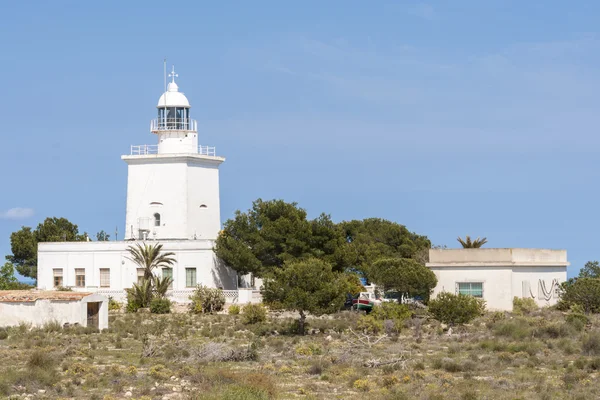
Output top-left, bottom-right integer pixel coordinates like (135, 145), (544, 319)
(35, 66), (244, 298)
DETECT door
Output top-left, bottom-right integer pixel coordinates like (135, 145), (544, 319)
(87, 302), (100, 329)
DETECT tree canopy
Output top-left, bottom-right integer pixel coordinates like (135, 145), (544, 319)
(215, 199), (431, 279)
(261, 258), (349, 334)
(6, 217), (87, 279)
(578, 261), (600, 279)
(214, 199), (348, 277)
(368, 258), (438, 302)
(338, 218), (431, 278)
(559, 278), (600, 313)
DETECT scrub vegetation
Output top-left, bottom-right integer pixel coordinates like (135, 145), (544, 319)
(0, 304), (598, 400)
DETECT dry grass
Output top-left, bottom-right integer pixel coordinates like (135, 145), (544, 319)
(0, 307), (600, 399)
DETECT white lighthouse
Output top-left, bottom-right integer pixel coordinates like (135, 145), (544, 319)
(36, 67), (239, 298)
(123, 67), (224, 242)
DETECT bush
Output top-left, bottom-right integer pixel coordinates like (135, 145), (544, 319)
(108, 296), (121, 311)
(150, 298), (171, 314)
(188, 285), (226, 314)
(228, 304), (241, 315)
(566, 311), (589, 332)
(582, 332), (600, 356)
(375, 302), (411, 334)
(356, 315), (384, 334)
(371, 302), (411, 321)
(27, 349), (55, 369)
(242, 304), (267, 325)
(0, 329), (7, 340)
(493, 318), (532, 340)
(428, 293), (485, 325)
(558, 278), (600, 313)
(55, 286), (73, 291)
(512, 297), (538, 315)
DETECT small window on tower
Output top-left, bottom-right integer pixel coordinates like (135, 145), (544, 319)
(154, 213), (161, 226)
(199, 204), (207, 209)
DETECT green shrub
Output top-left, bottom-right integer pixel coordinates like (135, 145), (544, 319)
(126, 280), (153, 313)
(534, 322), (575, 339)
(150, 298), (171, 314)
(108, 296), (121, 311)
(356, 315), (384, 334)
(558, 278), (600, 313)
(493, 318), (532, 340)
(566, 312), (589, 332)
(371, 302), (411, 321)
(27, 349), (55, 369)
(582, 332), (600, 356)
(188, 285), (226, 314)
(242, 304), (267, 325)
(55, 286), (73, 291)
(228, 304), (241, 315)
(43, 320), (62, 332)
(428, 293), (486, 325)
(126, 299), (141, 313)
(0, 329), (7, 340)
(512, 297), (538, 315)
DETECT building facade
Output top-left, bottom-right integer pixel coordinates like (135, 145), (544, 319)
(427, 248), (569, 311)
(37, 67), (244, 300)
(0, 291), (108, 330)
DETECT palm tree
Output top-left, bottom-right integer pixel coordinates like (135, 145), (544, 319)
(457, 236), (488, 248)
(152, 275), (173, 298)
(127, 243), (176, 280)
(126, 279), (153, 308)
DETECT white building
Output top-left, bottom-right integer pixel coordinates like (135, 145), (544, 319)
(0, 291), (108, 330)
(37, 67), (245, 302)
(426, 248), (569, 311)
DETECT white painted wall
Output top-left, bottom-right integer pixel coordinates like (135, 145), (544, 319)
(0, 293), (108, 330)
(122, 154), (224, 241)
(186, 159), (222, 240)
(158, 130), (198, 154)
(37, 240), (238, 295)
(427, 248), (569, 311)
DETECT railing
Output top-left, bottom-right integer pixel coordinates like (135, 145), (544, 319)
(130, 144), (217, 156)
(95, 289), (240, 304)
(199, 145), (216, 156)
(131, 144), (158, 155)
(151, 118), (197, 132)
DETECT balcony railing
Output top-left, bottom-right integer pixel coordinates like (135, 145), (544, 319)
(130, 144), (217, 156)
(151, 118), (197, 132)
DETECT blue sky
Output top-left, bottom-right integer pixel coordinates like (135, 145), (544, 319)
(1, 1), (599, 280)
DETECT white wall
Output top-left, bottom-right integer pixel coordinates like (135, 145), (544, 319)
(511, 266), (566, 308)
(122, 154), (224, 241)
(186, 159), (222, 240)
(429, 265), (567, 311)
(38, 240), (237, 294)
(123, 159), (189, 240)
(0, 293), (108, 330)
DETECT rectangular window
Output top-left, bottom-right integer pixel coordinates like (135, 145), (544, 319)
(137, 269), (145, 285)
(100, 268), (110, 288)
(75, 268), (85, 288)
(186, 268), (197, 288)
(457, 282), (483, 298)
(53, 268), (63, 288)
(163, 268), (173, 289)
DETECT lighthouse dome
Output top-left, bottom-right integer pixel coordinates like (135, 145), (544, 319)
(157, 81), (190, 108)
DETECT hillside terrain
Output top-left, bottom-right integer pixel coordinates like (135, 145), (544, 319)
(0, 307), (597, 400)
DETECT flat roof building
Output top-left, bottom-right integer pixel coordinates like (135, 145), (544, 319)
(426, 248), (569, 311)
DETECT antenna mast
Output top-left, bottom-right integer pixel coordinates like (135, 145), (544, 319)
(163, 58), (167, 128)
